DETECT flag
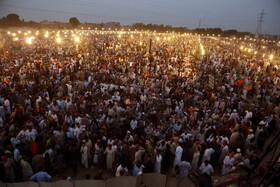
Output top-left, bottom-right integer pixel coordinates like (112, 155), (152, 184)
(47, 115), (54, 124)
(3, 51), (8, 56)
(146, 72), (150, 78)
(167, 73), (173, 79)
(103, 65), (107, 71)
(30, 137), (37, 155)
(245, 83), (252, 90)
(238, 79), (243, 85)
(3, 77), (9, 85)
(57, 62), (63, 68)
(43, 46), (49, 50)
(234, 82), (239, 86)
(168, 48), (171, 53)
(36, 105), (39, 112)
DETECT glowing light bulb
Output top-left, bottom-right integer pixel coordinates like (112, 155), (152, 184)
(74, 37), (80, 42)
(56, 38), (61, 43)
(26, 38), (32, 45)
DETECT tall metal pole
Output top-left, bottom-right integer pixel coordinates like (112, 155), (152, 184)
(256, 9), (265, 37)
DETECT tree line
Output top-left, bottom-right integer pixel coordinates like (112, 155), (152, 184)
(131, 23), (251, 37)
(0, 13), (252, 37)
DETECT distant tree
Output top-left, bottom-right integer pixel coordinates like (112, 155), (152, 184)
(69, 17), (80, 28)
(1, 13), (21, 27)
(223, 29), (238, 37)
(6, 13), (20, 23)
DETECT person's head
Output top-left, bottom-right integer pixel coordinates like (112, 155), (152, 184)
(62, 174), (68, 180)
(45, 153), (50, 159)
(156, 149), (160, 156)
(253, 152), (257, 158)
(204, 160), (209, 166)
(38, 166), (44, 172)
(85, 174), (91, 179)
(236, 148), (241, 154)
(1, 155), (8, 162)
(82, 140), (86, 146)
(121, 162), (126, 168)
(136, 161), (141, 167)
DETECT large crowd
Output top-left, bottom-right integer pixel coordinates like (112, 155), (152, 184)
(0, 30), (279, 183)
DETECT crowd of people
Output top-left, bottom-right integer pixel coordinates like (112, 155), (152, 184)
(0, 30), (279, 183)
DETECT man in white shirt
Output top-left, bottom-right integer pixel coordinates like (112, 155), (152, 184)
(14, 144), (21, 163)
(243, 110), (252, 122)
(115, 163), (128, 176)
(130, 119), (138, 131)
(174, 143), (183, 167)
(181, 129), (192, 142)
(4, 98), (11, 114)
(202, 146), (215, 163)
(74, 124), (82, 140)
(134, 146), (145, 163)
(10, 133), (21, 149)
(179, 161), (191, 178)
(26, 125), (37, 142)
(222, 152), (235, 175)
(39, 119), (48, 130)
(199, 160), (214, 176)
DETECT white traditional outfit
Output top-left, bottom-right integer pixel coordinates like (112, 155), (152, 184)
(155, 154), (162, 173)
(174, 145), (183, 167)
(93, 143), (100, 164)
(180, 161), (191, 178)
(202, 148), (214, 163)
(80, 145), (88, 168)
(191, 151), (200, 171)
(104, 147), (115, 169)
(219, 145), (229, 163)
(222, 156), (235, 175)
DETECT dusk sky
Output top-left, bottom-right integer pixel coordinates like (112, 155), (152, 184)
(0, 0), (279, 34)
